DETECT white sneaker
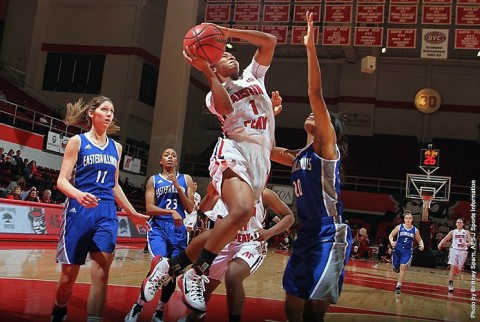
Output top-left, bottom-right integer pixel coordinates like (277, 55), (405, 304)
(180, 268), (209, 312)
(141, 256), (172, 302)
(448, 283), (454, 293)
(124, 304), (143, 322)
(177, 312), (207, 322)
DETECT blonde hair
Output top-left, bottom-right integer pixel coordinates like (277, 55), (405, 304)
(64, 96), (120, 134)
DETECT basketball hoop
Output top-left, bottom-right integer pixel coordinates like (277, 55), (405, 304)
(422, 194), (433, 210)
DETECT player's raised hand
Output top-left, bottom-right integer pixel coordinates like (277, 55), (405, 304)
(271, 91), (283, 116)
(304, 11), (315, 49)
(183, 45), (210, 72)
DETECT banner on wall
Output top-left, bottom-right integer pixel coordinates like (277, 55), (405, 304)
(123, 155), (141, 174)
(421, 29), (449, 59)
(0, 203), (62, 235)
(270, 184), (294, 205)
(0, 200), (147, 238)
(45, 131), (70, 154)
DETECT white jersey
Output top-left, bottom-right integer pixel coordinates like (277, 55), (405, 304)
(206, 58), (275, 151)
(208, 197), (266, 243)
(451, 229), (468, 250)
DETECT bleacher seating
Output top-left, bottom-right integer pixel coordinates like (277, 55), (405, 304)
(0, 77), (58, 118)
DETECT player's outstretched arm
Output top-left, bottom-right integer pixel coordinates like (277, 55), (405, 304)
(304, 11), (337, 161)
(256, 188), (295, 241)
(438, 230), (453, 249)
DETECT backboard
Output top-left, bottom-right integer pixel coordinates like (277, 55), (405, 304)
(406, 173), (451, 202)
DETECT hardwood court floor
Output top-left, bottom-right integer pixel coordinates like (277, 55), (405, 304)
(0, 242), (477, 321)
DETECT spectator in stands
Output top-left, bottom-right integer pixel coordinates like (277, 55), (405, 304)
(21, 158), (31, 181)
(24, 188), (40, 202)
(12, 149), (23, 175)
(4, 149), (16, 170)
(357, 228), (373, 259)
(21, 186), (36, 200)
(0, 147), (5, 161)
(6, 185), (22, 200)
(381, 244), (393, 263)
(28, 160), (38, 178)
(41, 189), (54, 204)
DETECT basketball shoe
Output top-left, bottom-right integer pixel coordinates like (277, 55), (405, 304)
(141, 256), (172, 302)
(393, 265), (400, 273)
(124, 304), (143, 322)
(179, 268), (210, 312)
(448, 281), (454, 293)
(177, 312), (207, 322)
(151, 310), (164, 322)
(394, 286), (401, 294)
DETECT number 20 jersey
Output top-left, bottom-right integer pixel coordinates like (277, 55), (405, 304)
(291, 143), (343, 223)
(74, 134), (118, 201)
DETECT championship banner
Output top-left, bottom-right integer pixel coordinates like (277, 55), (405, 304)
(123, 155), (141, 174)
(262, 26), (288, 44)
(45, 131), (70, 154)
(455, 29), (480, 49)
(421, 29), (449, 59)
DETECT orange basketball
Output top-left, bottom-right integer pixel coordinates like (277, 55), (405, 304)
(183, 24), (226, 65)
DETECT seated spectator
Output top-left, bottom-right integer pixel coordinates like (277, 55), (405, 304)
(24, 188), (40, 202)
(381, 244), (393, 263)
(357, 228), (373, 259)
(21, 186), (37, 200)
(40, 189), (54, 204)
(7, 185), (22, 200)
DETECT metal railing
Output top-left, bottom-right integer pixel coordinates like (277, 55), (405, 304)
(0, 98), (149, 173)
(181, 160), (469, 199)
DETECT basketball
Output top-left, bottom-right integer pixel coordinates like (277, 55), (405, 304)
(183, 24), (226, 65)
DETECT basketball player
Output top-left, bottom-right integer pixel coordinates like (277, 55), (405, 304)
(438, 218), (472, 292)
(125, 148), (195, 322)
(50, 96), (150, 322)
(389, 210), (425, 295)
(180, 185), (295, 322)
(270, 12), (351, 322)
(141, 23), (277, 313)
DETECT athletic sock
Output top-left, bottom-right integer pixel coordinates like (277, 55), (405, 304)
(193, 248), (217, 274)
(169, 250), (192, 276)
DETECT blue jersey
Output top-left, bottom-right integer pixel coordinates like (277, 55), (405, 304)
(151, 173), (189, 224)
(74, 134), (118, 201)
(291, 144), (343, 224)
(397, 224), (417, 250)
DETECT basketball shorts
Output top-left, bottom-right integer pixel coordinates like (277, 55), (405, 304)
(448, 248), (468, 268)
(147, 219), (187, 258)
(392, 247), (413, 268)
(209, 137), (270, 204)
(56, 199), (117, 265)
(283, 219), (352, 303)
(209, 240), (267, 281)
